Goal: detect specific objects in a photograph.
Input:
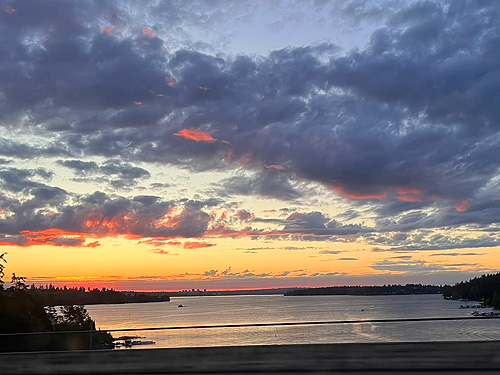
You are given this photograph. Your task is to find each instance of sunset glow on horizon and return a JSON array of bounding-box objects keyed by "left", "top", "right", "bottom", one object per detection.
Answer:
[{"left": 1, "top": 0, "right": 500, "bottom": 291}]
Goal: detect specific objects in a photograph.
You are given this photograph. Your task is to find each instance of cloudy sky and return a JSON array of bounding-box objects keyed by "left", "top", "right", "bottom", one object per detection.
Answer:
[{"left": 1, "top": 0, "right": 500, "bottom": 291}]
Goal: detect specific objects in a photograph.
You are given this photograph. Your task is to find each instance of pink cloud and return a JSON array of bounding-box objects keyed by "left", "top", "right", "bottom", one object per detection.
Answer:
[
  {"left": 397, "top": 187, "right": 421, "bottom": 195},
  {"left": 142, "top": 27, "right": 156, "bottom": 38},
  {"left": 265, "top": 164, "right": 284, "bottom": 170},
  {"left": 456, "top": 200, "right": 470, "bottom": 212},
  {"left": 173, "top": 128, "right": 217, "bottom": 143},
  {"left": 183, "top": 242, "right": 216, "bottom": 249},
  {"left": 397, "top": 195, "right": 423, "bottom": 203},
  {"left": 333, "top": 186, "right": 386, "bottom": 200}
]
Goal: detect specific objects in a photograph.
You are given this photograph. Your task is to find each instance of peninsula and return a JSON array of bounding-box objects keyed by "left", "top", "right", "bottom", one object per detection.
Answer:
[{"left": 27, "top": 285, "right": 170, "bottom": 306}]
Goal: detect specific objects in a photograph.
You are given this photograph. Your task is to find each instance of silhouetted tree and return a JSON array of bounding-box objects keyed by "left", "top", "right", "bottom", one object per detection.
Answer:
[
  {"left": 443, "top": 273, "right": 500, "bottom": 309},
  {"left": 0, "top": 254, "right": 113, "bottom": 351},
  {"left": 0, "top": 252, "right": 6, "bottom": 288},
  {"left": 10, "top": 273, "right": 27, "bottom": 290},
  {"left": 59, "top": 305, "right": 91, "bottom": 328}
]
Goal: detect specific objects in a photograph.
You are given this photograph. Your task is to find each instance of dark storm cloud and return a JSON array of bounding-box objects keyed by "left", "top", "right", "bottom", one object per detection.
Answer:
[{"left": 1, "top": 0, "right": 500, "bottom": 246}]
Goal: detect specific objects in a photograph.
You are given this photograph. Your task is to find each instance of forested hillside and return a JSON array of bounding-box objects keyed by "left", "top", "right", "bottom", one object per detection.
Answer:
[{"left": 443, "top": 273, "right": 500, "bottom": 309}]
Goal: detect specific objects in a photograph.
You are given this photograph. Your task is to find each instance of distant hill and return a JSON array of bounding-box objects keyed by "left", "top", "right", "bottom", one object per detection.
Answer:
[
  {"left": 443, "top": 273, "right": 500, "bottom": 309},
  {"left": 284, "top": 284, "right": 442, "bottom": 296}
]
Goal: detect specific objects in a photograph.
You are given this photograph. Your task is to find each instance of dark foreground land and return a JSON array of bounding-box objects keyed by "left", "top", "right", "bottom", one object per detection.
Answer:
[{"left": 1, "top": 341, "right": 499, "bottom": 374}]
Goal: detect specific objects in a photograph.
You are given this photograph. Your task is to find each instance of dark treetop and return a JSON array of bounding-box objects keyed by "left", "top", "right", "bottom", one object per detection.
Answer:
[{"left": 443, "top": 273, "right": 500, "bottom": 310}]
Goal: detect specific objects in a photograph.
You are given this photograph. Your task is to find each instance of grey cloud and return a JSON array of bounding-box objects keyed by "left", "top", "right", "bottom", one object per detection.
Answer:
[
  {"left": 0, "top": 168, "right": 57, "bottom": 198},
  {"left": 58, "top": 159, "right": 150, "bottom": 190},
  {"left": 58, "top": 160, "right": 99, "bottom": 174},
  {"left": 217, "top": 170, "right": 304, "bottom": 201},
  {"left": 368, "top": 231, "right": 500, "bottom": 252},
  {"left": 283, "top": 211, "right": 369, "bottom": 236},
  {"left": 0, "top": 0, "right": 499, "bottom": 237},
  {"left": 0, "top": 185, "right": 216, "bottom": 245},
  {"left": 372, "top": 259, "right": 448, "bottom": 273},
  {"left": 204, "top": 269, "right": 218, "bottom": 277},
  {"left": 319, "top": 250, "right": 342, "bottom": 254},
  {"left": 428, "top": 252, "right": 480, "bottom": 257}
]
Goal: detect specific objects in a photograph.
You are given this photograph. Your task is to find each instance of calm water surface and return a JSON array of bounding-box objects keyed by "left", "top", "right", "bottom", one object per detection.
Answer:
[{"left": 86, "top": 294, "right": 500, "bottom": 348}]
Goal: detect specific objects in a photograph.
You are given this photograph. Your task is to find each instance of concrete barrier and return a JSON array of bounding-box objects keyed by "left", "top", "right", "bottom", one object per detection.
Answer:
[{"left": 1, "top": 341, "right": 500, "bottom": 374}]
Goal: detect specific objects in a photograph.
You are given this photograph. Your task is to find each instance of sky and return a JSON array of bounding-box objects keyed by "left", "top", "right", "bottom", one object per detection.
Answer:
[{"left": 1, "top": 0, "right": 500, "bottom": 291}]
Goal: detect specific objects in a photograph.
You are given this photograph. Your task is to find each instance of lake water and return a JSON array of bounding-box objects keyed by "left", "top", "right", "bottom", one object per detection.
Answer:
[{"left": 86, "top": 294, "right": 500, "bottom": 348}]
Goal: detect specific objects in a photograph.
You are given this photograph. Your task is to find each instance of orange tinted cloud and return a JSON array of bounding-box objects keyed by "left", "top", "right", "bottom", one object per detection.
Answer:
[
  {"left": 456, "top": 200, "right": 470, "bottom": 212},
  {"left": 165, "top": 76, "right": 176, "bottom": 87},
  {"left": 4, "top": 6, "right": 16, "bottom": 14},
  {"left": 134, "top": 101, "right": 143, "bottom": 105},
  {"left": 173, "top": 128, "right": 217, "bottom": 142},
  {"left": 103, "top": 27, "right": 113, "bottom": 34},
  {"left": 397, "top": 195, "right": 423, "bottom": 203},
  {"left": 265, "top": 164, "right": 284, "bottom": 170},
  {"left": 151, "top": 249, "right": 173, "bottom": 255},
  {"left": 333, "top": 186, "right": 386, "bottom": 200},
  {"left": 11, "top": 229, "right": 100, "bottom": 247},
  {"left": 183, "top": 242, "right": 216, "bottom": 249},
  {"left": 142, "top": 27, "right": 156, "bottom": 38},
  {"left": 397, "top": 187, "right": 421, "bottom": 195}
]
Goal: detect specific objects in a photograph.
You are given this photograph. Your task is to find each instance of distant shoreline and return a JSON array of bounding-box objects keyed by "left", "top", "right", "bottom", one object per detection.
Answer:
[{"left": 284, "top": 284, "right": 443, "bottom": 296}]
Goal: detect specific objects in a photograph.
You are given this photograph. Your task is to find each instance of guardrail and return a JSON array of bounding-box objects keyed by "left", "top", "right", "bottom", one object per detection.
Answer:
[
  {"left": 1, "top": 315, "right": 499, "bottom": 351},
  {"left": 1, "top": 315, "right": 499, "bottom": 336}
]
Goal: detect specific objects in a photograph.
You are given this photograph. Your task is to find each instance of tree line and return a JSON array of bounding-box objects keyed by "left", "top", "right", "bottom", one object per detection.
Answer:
[
  {"left": 28, "top": 284, "right": 170, "bottom": 306},
  {"left": 284, "top": 284, "right": 443, "bottom": 296},
  {"left": 442, "top": 272, "right": 500, "bottom": 309}
]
